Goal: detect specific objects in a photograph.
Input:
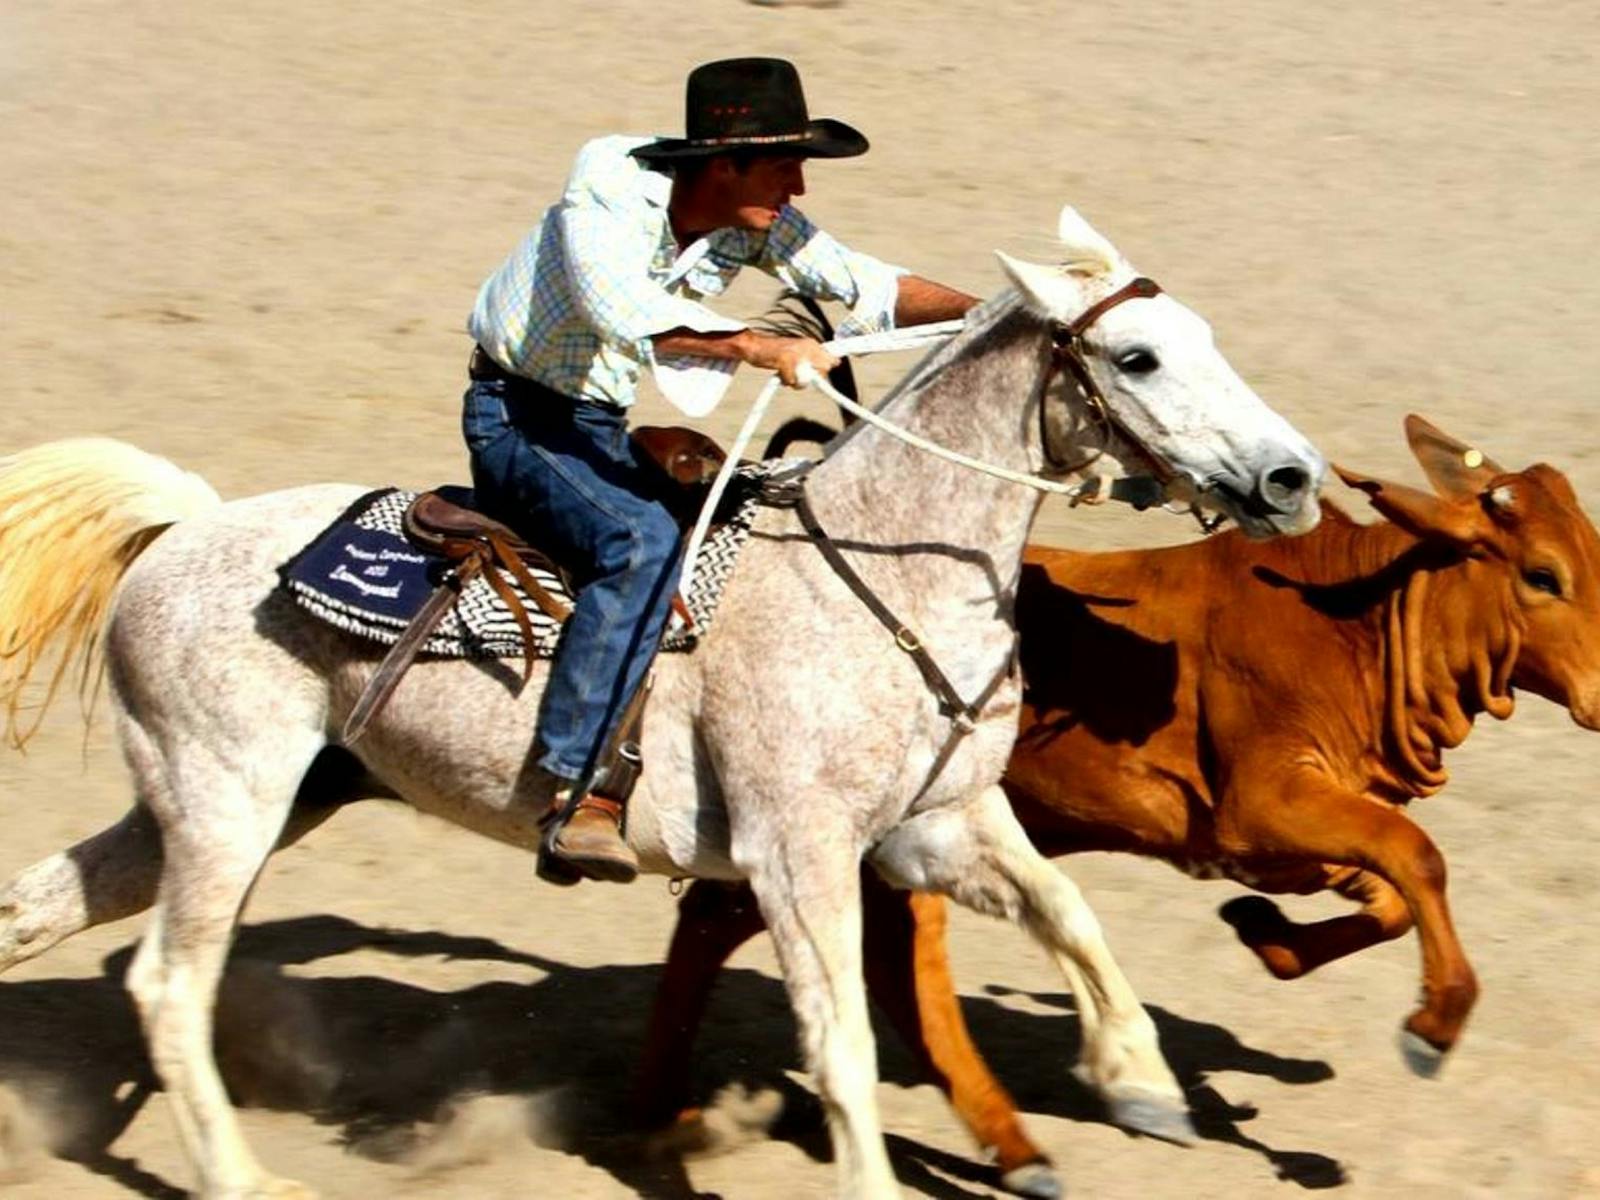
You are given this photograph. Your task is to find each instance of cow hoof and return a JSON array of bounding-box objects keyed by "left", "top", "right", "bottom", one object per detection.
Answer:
[
  {"left": 1398, "top": 1030, "right": 1447, "bottom": 1079},
  {"left": 1218, "top": 895, "right": 1288, "bottom": 939},
  {"left": 999, "top": 1160, "right": 1062, "bottom": 1199},
  {"left": 1106, "top": 1091, "right": 1197, "bottom": 1146}
]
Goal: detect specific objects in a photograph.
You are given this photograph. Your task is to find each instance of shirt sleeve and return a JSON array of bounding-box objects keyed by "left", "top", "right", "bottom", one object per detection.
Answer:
[
  {"left": 754, "top": 207, "right": 908, "bottom": 337},
  {"left": 556, "top": 145, "right": 743, "bottom": 370}
]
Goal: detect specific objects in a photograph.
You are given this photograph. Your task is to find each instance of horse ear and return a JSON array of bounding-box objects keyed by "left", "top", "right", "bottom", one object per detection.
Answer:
[
  {"left": 1334, "top": 464, "right": 1490, "bottom": 548},
  {"left": 995, "top": 250, "right": 1084, "bottom": 318},
  {"left": 1404, "top": 414, "right": 1506, "bottom": 500},
  {"left": 1055, "top": 206, "right": 1121, "bottom": 274}
]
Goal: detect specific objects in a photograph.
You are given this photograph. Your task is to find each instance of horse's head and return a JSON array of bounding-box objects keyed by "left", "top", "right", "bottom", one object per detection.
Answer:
[
  {"left": 997, "top": 206, "right": 1324, "bottom": 538},
  {"left": 1338, "top": 415, "right": 1600, "bottom": 730}
]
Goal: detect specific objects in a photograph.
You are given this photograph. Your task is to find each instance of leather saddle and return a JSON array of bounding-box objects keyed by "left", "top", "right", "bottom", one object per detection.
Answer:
[{"left": 341, "top": 425, "right": 728, "bottom": 746}]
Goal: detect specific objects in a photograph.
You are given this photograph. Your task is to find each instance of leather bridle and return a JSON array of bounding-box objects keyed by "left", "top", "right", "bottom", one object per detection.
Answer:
[
  {"left": 1039, "top": 275, "right": 1162, "bottom": 475},
  {"left": 1040, "top": 275, "right": 1226, "bottom": 533}
]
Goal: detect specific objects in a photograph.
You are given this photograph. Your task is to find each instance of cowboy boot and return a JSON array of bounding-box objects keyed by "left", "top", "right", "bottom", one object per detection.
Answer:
[{"left": 550, "top": 794, "right": 639, "bottom": 883}]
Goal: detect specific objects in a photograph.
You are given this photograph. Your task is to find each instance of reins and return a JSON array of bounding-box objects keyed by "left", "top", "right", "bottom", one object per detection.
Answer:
[{"left": 675, "top": 276, "right": 1197, "bottom": 731}]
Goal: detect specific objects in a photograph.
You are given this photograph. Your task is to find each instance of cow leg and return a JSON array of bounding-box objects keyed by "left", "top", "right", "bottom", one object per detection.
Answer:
[
  {"left": 1220, "top": 866, "right": 1414, "bottom": 980},
  {"left": 1220, "top": 771, "right": 1475, "bottom": 1074},
  {"left": 873, "top": 786, "right": 1193, "bottom": 1145},
  {"left": 631, "top": 881, "right": 767, "bottom": 1128},
  {"left": 860, "top": 875, "right": 1058, "bottom": 1198}
]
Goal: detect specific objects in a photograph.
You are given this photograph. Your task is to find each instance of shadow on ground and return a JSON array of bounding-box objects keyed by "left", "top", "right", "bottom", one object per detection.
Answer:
[{"left": 0, "top": 915, "right": 1344, "bottom": 1198}]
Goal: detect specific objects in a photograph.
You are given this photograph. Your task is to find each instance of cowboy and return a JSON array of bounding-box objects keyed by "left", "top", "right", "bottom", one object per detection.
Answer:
[{"left": 464, "top": 57, "right": 977, "bottom": 884}]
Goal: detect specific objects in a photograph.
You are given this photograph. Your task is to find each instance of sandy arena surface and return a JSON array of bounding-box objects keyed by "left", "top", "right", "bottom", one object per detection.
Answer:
[{"left": 4, "top": 2, "right": 1600, "bottom": 1196}]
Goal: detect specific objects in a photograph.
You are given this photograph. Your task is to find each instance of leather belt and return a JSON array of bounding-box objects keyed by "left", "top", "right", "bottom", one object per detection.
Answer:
[
  {"left": 467, "top": 346, "right": 626, "bottom": 417},
  {"left": 468, "top": 345, "right": 513, "bottom": 383}
]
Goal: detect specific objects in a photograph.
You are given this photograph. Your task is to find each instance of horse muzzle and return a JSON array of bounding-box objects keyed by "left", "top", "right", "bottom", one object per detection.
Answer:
[{"left": 1204, "top": 448, "right": 1326, "bottom": 539}]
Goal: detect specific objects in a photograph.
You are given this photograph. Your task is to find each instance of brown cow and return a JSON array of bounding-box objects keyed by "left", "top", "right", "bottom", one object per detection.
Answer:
[{"left": 635, "top": 415, "right": 1600, "bottom": 1192}]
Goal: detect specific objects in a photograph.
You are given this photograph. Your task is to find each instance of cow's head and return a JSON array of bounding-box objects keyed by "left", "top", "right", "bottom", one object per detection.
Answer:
[{"left": 1336, "top": 415, "right": 1600, "bottom": 730}]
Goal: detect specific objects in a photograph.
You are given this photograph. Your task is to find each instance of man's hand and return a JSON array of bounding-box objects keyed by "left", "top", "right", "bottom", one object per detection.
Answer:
[
  {"left": 652, "top": 328, "right": 839, "bottom": 390},
  {"left": 747, "top": 335, "right": 840, "bottom": 389}
]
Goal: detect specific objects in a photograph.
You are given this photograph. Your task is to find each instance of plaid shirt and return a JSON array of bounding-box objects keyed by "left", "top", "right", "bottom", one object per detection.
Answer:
[{"left": 468, "top": 135, "right": 906, "bottom": 414}]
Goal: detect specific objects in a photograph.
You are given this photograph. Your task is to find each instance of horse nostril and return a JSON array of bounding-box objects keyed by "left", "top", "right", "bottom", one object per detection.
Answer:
[{"left": 1264, "top": 465, "right": 1310, "bottom": 498}]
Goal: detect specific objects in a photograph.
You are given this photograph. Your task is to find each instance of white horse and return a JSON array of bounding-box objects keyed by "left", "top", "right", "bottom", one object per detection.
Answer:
[{"left": 0, "top": 207, "right": 1323, "bottom": 1199}]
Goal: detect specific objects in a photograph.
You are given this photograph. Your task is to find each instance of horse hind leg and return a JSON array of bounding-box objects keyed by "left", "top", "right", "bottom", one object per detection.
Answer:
[
  {"left": 123, "top": 722, "right": 326, "bottom": 1200},
  {"left": 871, "top": 785, "right": 1195, "bottom": 1147},
  {"left": 0, "top": 747, "right": 373, "bottom": 977},
  {"left": 0, "top": 807, "right": 163, "bottom": 973}
]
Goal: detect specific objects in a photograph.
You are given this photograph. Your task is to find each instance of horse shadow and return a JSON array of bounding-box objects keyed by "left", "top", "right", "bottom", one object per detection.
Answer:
[
  {"left": 970, "top": 983, "right": 1346, "bottom": 1189},
  {"left": 0, "top": 915, "right": 1343, "bottom": 1198}
]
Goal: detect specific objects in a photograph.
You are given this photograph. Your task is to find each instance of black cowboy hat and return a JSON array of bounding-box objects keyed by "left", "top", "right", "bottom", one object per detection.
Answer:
[{"left": 630, "top": 57, "right": 868, "bottom": 162}]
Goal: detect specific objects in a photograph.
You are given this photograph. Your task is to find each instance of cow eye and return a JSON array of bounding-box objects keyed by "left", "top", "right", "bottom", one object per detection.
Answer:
[
  {"left": 1523, "top": 566, "right": 1562, "bottom": 596},
  {"left": 1114, "top": 348, "right": 1160, "bottom": 375}
]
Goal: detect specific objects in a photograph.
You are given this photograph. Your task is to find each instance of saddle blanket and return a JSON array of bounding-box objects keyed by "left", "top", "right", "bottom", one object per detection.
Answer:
[{"left": 278, "top": 465, "right": 794, "bottom": 660}]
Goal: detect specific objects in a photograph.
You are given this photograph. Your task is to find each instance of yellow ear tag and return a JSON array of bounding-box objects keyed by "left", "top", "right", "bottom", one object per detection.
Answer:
[{"left": 1462, "top": 448, "right": 1484, "bottom": 469}]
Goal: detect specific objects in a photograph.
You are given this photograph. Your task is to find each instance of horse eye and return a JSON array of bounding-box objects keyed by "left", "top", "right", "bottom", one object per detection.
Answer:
[
  {"left": 1114, "top": 348, "right": 1161, "bottom": 375},
  {"left": 1523, "top": 566, "right": 1562, "bottom": 597}
]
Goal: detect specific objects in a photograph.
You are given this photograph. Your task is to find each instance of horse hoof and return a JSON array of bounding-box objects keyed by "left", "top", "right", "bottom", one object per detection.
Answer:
[
  {"left": 1000, "top": 1160, "right": 1063, "bottom": 1199},
  {"left": 1106, "top": 1091, "right": 1198, "bottom": 1146},
  {"left": 1398, "top": 1029, "right": 1447, "bottom": 1079}
]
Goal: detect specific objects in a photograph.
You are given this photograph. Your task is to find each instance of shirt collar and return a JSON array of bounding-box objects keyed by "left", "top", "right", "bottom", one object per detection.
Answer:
[{"left": 632, "top": 143, "right": 673, "bottom": 210}]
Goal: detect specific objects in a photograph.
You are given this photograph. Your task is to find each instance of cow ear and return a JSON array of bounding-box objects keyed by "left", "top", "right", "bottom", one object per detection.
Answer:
[
  {"left": 1334, "top": 464, "right": 1490, "bottom": 548},
  {"left": 1404, "top": 414, "right": 1506, "bottom": 500}
]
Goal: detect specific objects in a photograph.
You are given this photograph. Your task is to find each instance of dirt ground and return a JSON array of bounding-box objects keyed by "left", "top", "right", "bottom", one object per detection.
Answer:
[{"left": 4, "top": 2, "right": 1600, "bottom": 1196}]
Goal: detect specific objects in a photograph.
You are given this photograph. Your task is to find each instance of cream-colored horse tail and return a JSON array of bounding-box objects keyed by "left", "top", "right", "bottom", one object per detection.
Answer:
[{"left": 0, "top": 438, "right": 221, "bottom": 748}]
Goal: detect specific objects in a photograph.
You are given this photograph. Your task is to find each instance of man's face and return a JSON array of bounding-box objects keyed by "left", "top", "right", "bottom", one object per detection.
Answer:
[{"left": 717, "top": 155, "right": 807, "bottom": 231}]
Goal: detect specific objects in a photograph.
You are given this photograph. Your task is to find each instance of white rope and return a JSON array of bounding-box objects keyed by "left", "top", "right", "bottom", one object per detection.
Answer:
[
  {"left": 675, "top": 374, "right": 784, "bottom": 610},
  {"left": 674, "top": 320, "right": 1115, "bottom": 615},
  {"left": 820, "top": 320, "right": 967, "bottom": 358},
  {"left": 802, "top": 367, "right": 1094, "bottom": 498}
]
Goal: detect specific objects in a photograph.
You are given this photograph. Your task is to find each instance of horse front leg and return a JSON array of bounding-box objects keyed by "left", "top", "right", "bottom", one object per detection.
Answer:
[
  {"left": 637, "top": 873, "right": 1057, "bottom": 1197},
  {"left": 737, "top": 817, "right": 900, "bottom": 1200},
  {"left": 872, "top": 785, "right": 1194, "bottom": 1146}
]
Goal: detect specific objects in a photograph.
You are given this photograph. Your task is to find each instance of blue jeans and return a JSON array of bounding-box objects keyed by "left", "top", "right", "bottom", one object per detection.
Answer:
[{"left": 462, "top": 374, "right": 682, "bottom": 781}]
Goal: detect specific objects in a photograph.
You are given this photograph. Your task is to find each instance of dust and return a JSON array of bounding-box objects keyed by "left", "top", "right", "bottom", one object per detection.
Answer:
[
  {"left": 401, "top": 1091, "right": 570, "bottom": 1174},
  {"left": 374, "top": 1082, "right": 784, "bottom": 1180},
  {"left": 642, "top": 1083, "right": 786, "bottom": 1161},
  {"left": 0, "top": 1083, "right": 50, "bottom": 1183}
]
